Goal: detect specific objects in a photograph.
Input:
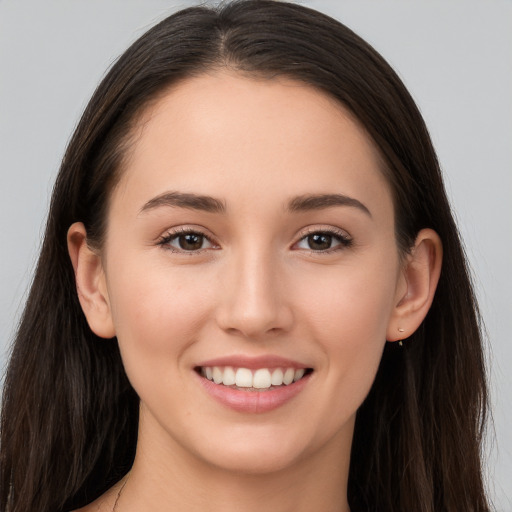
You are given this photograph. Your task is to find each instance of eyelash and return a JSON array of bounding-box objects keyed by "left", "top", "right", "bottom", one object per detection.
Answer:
[
  {"left": 292, "top": 227, "right": 353, "bottom": 253},
  {"left": 157, "top": 226, "right": 353, "bottom": 254},
  {"left": 157, "top": 227, "right": 218, "bottom": 253}
]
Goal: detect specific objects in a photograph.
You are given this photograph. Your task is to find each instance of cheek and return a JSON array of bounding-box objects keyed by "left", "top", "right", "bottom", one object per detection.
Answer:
[
  {"left": 296, "top": 256, "right": 397, "bottom": 341},
  {"left": 105, "top": 259, "right": 213, "bottom": 386},
  {"left": 293, "top": 258, "right": 398, "bottom": 409}
]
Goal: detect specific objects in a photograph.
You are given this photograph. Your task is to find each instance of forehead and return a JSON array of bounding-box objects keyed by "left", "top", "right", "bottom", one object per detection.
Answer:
[{"left": 113, "top": 71, "right": 392, "bottom": 217}]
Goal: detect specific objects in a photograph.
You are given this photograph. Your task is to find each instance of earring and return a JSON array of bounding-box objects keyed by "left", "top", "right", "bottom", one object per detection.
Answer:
[{"left": 398, "top": 327, "right": 405, "bottom": 347}]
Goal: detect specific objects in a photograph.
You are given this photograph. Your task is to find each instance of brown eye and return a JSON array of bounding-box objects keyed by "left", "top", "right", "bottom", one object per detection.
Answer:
[
  {"left": 295, "top": 230, "right": 352, "bottom": 252},
  {"left": 307, "top": 233, "right": 333, "bottom": 250},
  {"left": 178, "top": 233, "right": 204, "bottom": 250},
  {"left": 161, "top": 231, "right": 214, "bottom": 252}
]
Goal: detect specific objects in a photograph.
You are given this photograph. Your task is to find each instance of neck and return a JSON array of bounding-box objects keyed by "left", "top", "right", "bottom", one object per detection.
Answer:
[{"left": 116, "top": 412, "right": 353, "bottom": 512}]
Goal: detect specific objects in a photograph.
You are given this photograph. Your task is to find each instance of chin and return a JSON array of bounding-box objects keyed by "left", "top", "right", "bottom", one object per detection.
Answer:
[
  {"left": 200, "top": 442, "right": 306, "bottom": 476},
  {"left": 183, "top": 421, "right": 338, "bottom": 477},
  {"left": 160, "top": 419, "right": 295, "bottom": 474}
]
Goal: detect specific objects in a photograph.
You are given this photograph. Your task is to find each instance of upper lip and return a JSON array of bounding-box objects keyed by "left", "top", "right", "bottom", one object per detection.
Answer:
[{"left": 195, "top": 355, "right": 311, "bottom": 370}]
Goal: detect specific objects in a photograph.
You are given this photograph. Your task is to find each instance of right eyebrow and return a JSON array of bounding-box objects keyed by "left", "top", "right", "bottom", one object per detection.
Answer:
[{"left": 139, "top": 191, "right": 226, "bottom": 215}]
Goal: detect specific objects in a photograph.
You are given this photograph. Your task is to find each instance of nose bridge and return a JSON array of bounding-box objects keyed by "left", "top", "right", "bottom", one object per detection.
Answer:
[{"left": 216, "top": 242, "right": 292, "bottom": 337}]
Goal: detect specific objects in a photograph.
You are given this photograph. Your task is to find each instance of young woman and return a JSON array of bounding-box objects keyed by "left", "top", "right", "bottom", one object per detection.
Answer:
[{"left": 0, "top": 1, "right": 490, "bottom": 511}]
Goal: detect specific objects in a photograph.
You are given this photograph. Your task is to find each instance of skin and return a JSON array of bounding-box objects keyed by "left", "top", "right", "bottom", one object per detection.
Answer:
[{"left": 69, "top": 72, "right": 442, "bottom": 512}]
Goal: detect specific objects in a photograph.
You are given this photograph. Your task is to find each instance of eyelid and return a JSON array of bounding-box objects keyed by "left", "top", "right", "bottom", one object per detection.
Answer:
[
  {"left": 291, "top": 225, "right": 353, "bottom": 252},
  {"left": 157, "top": 225, "right": 220, "bottom": 252},
  {"left": 294, "top": 225, "right": 352, "bottom": 241}
]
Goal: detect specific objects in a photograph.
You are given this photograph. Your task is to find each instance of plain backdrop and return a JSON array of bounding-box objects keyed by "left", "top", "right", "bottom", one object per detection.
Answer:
[{"left": 0, "top": 0, "right": 511, "bottom": 509}]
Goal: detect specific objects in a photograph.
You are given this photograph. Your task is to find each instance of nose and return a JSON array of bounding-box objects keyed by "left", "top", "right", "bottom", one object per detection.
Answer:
[{"left": 215, "top": 250, "right": 293, "bottom": 339}]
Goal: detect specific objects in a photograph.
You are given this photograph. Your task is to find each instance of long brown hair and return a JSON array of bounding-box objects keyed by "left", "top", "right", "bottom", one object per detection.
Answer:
[{"left": 0, "top": 2, "right": 490, "bottom": 511}]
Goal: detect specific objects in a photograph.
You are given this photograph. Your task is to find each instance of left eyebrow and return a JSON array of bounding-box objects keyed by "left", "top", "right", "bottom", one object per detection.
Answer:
[
  {"left": 139, "top": 191, "right": 226, "bottom": 214},
  {"left": 287, "top": 193, "right": 372, "bottom": 217}
]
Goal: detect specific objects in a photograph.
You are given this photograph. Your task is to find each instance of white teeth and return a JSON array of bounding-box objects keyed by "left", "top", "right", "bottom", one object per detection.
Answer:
[
  {"left": 201, "top": 365, "right": 308, "bottom": 389},
  {"left": 212, "top": 366, "right": 223, "bottom": 384},
  {"left": 222, "top": 366, "right": 236, "bottom": 386},
  {"left": 235, "top": 368, "right": 253, "bottom": 388},
  {"left": 271, "top": 368, "right": 284, "bottom": 386},
  {"left": 283, "top": 368, "right": 295, "bottom": 385},
  {"left": 253, "top": 369, "right": 272, "bottom": 389},
  {"left": 293, "top": 368, "right": 305, "bottom": 382}
]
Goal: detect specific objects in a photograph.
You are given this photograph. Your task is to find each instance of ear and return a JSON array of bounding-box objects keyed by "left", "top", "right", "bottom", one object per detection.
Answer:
[
  {"left": 386, "top": 228, "right": 443, "bottom": 342},
  {"left": 67, "top": 222, "right": 116, "bottom": 338}
]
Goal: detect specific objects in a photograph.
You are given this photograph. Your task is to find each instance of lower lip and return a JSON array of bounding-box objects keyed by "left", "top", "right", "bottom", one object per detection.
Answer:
[{"left": 196, "top": 372, "right": 311, "bottom": 414}]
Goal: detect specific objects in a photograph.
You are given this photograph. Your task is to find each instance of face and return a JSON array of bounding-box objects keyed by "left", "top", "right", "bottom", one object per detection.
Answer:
[{"left": 99, "top": 72, "right": 405, "bottom": 474}]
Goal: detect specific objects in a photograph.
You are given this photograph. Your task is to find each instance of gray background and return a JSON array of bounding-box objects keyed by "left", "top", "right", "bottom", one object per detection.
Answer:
[{"left": 0, "top": 0, "right": 510, "bottom": 509}]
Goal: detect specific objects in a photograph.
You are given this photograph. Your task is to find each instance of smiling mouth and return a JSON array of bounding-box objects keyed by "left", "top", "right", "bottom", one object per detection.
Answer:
[{"left": 195, "top": 366, "right": 313, "bottom": 391}]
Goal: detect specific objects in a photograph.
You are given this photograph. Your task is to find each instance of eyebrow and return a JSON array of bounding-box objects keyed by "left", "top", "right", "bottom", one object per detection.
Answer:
[
  {"left": 287, "top": 193, "right": 371, "bottom": 217},
  {"left": 139, "top": 191, "right": 370, "bottom": 217},
  {"left": 139, "top": 191, "right": 226, "bottom": 214}
]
